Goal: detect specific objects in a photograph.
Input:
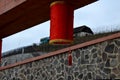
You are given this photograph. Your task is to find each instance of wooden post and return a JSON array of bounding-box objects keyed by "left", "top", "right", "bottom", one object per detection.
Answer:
[{"left": 0, "top": 39, "right": 2, "bottom": 62}]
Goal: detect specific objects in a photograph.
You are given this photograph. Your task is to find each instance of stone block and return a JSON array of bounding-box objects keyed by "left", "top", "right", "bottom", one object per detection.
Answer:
[
  {"left": 103, "top": 68, "right": 111, "bottom": 74},
  {"left": 110, "top": 59, "right": 117, "bottom": 67},
  {"left": 102, "top": 52, "right": 107, "bottom": 61},
  {"left": 105, "top": 44, "right": 115, "bottom": 53},
  {"left": 105, "top": 59, "right": 110, "bottom": 67}
]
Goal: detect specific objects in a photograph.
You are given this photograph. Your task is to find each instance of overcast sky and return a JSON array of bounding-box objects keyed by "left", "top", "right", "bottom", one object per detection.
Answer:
[{"left": 2, "top": 0, "right": 120, "bottom": 52}]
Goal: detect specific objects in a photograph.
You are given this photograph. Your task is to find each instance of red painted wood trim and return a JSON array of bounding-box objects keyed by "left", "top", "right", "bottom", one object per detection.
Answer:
[{"left": 0, "top": 32, "right": 120, "bottom": 71}]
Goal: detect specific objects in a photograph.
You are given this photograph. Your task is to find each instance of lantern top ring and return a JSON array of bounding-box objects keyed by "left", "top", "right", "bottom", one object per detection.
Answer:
[{"left": 50, "top": 1, "right": 65, "bottom": 7}]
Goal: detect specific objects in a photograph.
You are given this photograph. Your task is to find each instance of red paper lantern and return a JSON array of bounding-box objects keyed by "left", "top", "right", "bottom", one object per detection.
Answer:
[{"left": 49, "top": 1, "right": 74, "bottom": 44}]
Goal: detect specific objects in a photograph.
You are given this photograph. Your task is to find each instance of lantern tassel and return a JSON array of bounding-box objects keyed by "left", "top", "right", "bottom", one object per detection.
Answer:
[{"left": 68, "top": 51, "right": 72, "bottom": 66}]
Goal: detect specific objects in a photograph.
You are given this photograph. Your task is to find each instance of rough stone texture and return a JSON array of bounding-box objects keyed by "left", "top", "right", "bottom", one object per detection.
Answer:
[
  {"left": 0, "top": 38, "right": 120, "bottom": 80},
  {"left": 1, "top": 52, "right": 46, "bottom": 66}
]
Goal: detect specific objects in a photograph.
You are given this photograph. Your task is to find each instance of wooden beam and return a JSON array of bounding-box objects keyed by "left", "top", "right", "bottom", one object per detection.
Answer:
[{"left": 0, "top": 0, "right": 97, "bottom": 38}]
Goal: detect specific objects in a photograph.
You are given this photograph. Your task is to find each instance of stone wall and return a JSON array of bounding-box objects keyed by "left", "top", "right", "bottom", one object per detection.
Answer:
[
  {"left": 0, "top": 38, "right": 120, "bottom": 80},
  {"left": 1, "top": 52, "right": 46, "bottom": 66}
]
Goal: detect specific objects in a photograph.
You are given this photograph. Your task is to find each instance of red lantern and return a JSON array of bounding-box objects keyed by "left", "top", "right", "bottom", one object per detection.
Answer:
[{"left": 49, "top": 1, "right": 74, "bottom": 44}]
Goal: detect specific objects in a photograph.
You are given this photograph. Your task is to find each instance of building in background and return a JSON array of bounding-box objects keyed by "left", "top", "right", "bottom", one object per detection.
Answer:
[
  {"left": 74, "top": 25, "right": 94, "bottom": 37},
  {"left": 40, "top": 37, "right": 50, "bottom": 44}
]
